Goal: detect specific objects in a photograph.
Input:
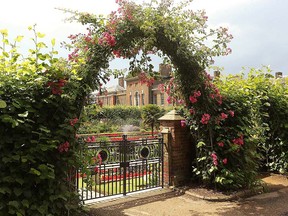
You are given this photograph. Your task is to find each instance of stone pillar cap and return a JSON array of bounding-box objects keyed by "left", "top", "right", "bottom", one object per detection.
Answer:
[{"left": 158, "top": 109, "right": 185, "bottom": 121}]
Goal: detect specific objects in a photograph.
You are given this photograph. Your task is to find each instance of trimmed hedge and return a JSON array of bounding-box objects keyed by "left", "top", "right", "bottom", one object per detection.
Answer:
[{"left": 83, "top": 105, "right": 142, "bottom": 120}]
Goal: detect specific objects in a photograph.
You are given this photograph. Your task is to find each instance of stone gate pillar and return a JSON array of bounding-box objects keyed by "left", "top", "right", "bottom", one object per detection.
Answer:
[{"left": 159, "top": 110, "right": 192, "bottom": 187}]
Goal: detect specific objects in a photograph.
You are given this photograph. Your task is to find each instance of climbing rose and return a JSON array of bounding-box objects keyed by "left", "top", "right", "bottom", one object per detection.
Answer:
[
  {"left": 193, "top": 90, "right": 201, "bottom": 97},
  {"left": 113, "top": 50, "right": 121, "bottom": 58},
  {"left": 180, "top": 120, "right": 186, "bottom": 127},
  {"left": 189, "top": 90, "right": 201, "bottom": 103},
  {"left": 233, "top": 135, "right": 244, "bottom": 146},
  {"left": 58, "top": 141, "right": 70, "bottom": 153},
  {"left": 211, "top": 153, "right": 218, "bottom": 166},
  {"left": 51, "top": 87, "right": 62, "bottom": 95},
  {"left": 167, "top": 96, "right": 172, "bottom": 104},
  {"left": 217, "top": 142, "right": 224, "bottom": 147},
  {"left": 228, "top": 110, "right": 235, "bottom": 117},
  {"left": 70, "top": 117, "right": 78, "bottom": 126},
  {"left": 178, "top": 99, "right": 185, "bottom": 104},
  {"left": 139, "top": 72, "right": 155, "bottom": 86},
  {"left": 98, "top": 32, "right": 116, "bottom": 47},
  {"left": 220, "top": 113, "right": 228, "bottom": 120},
  {"left": 201, "top": 113, "right": 211, "bottom": 124},
  {"left": 189, "top": 95, "right": 197, "bottom": 103},
  {"left": 158, "top": 83, "right": 165, "bottom": 92},
  {"left": 223, "top": 158, "right": 228, "bottom": 165},
  {"left": 216, "top": 95, "right": 223, "bottom": 105},
  {"left": 47, "top": 79, "right": 66, "bottom": 95}
]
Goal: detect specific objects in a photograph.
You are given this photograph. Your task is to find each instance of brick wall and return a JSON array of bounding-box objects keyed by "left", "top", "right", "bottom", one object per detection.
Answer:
[
  {"left": 159, "top": 111, "right": 193, "bottom": 187},
  {"left": 126, "top": 77, "right": 150, "bottom": 107}
]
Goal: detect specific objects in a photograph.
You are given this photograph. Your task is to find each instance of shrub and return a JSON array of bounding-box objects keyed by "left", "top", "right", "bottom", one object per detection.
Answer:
[
  {"left": 205, "top": 67, "right": 288, "bottom": 189},
  {"left": 79, "top": 105, "right": 143, "bottom": 133},
  {"left": 84, "top": 105, "right": 142, "bottom": 120},
  {"left": 141, "top": 104, "right": 165, "bottom": 136},
  {"left": 0, "top": 26, "right": 108, "bottom": 215},
  {"left": 183, "top": 85, "right": 261, "bottom": 190}
]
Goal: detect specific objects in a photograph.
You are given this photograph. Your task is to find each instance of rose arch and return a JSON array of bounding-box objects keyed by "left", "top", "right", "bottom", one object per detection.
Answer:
[
  {"left": 68, "top": 0, "right": 257, "bottom": 191},
  {"left": 0, "top": 1, "right": 278, "bottom": 215}
]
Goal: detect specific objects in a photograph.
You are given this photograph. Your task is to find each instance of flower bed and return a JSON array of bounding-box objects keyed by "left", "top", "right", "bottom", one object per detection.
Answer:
[
  {"left": 78, "top": 132, "right": 159, "bottom": 143},
  {"left": 77, "top": 170, "right": 151, "bottom": 182}
]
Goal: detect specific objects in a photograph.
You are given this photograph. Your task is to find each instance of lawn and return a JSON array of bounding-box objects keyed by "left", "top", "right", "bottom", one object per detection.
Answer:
[{"left": 77, "top": 174, "right": 160, "bottom": 197}]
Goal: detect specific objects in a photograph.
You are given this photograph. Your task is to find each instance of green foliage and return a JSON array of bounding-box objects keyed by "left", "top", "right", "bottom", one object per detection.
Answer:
[
  {"left": 78, "top": 105, "right": 168, "bottom": 134},
  {"left": 86, "top": 105, "right": 142, "bottom": 120},
  {"left": 0, "top": 27, "right": 102, "bottom": 215},
  {"left": 78, "top": 105, "right": 142, "bottom": 133},
  {"left": 141, "top": 104, "right": 165, "bottom": 136},
  {"left": 217, "top": 68, "right": 288, "bottom": 174},
  {"left": 62, "top": 0, "right": 286, "bottom": 192},
  {"left": 188, "top": 67, "right": 287, "bottom": 190}
]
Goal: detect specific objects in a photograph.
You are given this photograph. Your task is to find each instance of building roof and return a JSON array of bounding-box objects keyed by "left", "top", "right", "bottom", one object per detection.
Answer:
[
  {"left": 90, "top": 85, "right": 126, "bottom": 97},
  {"left": 106, "top": 85, "right": 126, "bottom": 92}
]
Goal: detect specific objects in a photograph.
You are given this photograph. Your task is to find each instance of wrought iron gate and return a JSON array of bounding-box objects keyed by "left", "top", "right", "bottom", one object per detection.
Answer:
[{"left": 77, "top": 135, "right": 163, "bottom": 201}]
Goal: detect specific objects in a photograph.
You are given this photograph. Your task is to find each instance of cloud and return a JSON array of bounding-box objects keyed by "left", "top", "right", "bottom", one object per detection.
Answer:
[
  {"left": 191, "top": 0, "right": 262, "bottom": 15},
  {"left": 0, "top": 0, "right": 118, "bottom": 37},
  {"left": 1, "top": 0, "right": 287, "bottom": 77}
]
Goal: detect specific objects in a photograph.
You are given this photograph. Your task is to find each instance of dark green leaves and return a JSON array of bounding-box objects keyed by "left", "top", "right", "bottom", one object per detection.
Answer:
[{"left": 0, "top": 26, "right": 83, "bottom": 215}]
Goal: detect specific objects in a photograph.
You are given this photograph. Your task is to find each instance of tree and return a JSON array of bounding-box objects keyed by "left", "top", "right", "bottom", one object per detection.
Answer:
[{"left": 141, "top": 104, "right": 165, "bottom": 136}]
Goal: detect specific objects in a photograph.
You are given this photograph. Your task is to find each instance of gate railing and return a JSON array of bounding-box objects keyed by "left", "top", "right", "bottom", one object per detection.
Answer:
[{"left": 76, "top": 135, "right": 163, "bottom": 201}]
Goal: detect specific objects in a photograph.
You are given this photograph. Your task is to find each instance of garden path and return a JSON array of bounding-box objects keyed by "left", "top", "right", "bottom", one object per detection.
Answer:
[{"left": 88, "top": 174, "right": 288, "bottom": 216}]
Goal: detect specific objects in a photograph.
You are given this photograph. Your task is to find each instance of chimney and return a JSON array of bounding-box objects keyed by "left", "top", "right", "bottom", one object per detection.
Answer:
[
  {"left": 159, "top": 63, "right": 172, "bottom": 77},
  {"left": 275, "top": 72, "right": 283, "bottom": 79}
]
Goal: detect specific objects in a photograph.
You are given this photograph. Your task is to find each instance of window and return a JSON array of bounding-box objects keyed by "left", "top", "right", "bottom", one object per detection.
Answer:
[
  {"left": 160, "top": 93, "right": 164, "bottom": 105},
  {"left": 135, "top": 92, "right": 140, "bottom": 106},
  {"left": 129, "top": 94, "right": 132, "bottom": 106},
  {"left": 153, "top": 94, "right": 157, "bottom": 105},
  {"left": 115, "top": 96, "right": 120, "bottom": 105},
  {"left": 142, "top": 93, "right": 145, "bottom": 105}
]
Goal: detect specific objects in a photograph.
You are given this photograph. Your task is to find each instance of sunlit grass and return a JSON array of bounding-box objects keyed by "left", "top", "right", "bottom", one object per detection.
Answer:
[{"left": 77, "top": 174, "right": 160, "bottom": 196}]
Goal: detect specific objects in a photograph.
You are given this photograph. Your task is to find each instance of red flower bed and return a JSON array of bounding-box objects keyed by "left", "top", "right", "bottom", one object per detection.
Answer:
[
  {"left": 101, "top": 170, "right": 151, "bottom": 182},
  {"left": 76, "top": 171, "right": 152, "bottom": 182},
  {"left": 110, "top": 136, "right": 155, "bottom": 141}
]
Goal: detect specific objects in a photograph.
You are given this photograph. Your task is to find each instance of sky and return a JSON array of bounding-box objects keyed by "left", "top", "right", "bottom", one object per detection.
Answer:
[{"left": 1, "top": 0, "right": 287, "bottom": 86}]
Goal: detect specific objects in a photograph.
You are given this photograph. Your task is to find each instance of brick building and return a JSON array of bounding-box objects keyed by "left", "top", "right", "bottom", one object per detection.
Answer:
[
  {"left": 92, "top": 64, "right": 173, "bottom": 107},
  {"left": 90, "top": 78, "right": 126, "bottom": 106}
]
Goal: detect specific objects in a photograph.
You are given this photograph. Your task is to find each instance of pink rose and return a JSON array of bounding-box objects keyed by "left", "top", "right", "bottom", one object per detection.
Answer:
[
  {"left": 180, "top": 120, "right": 186, "bottom": 127},
  {"left": 228, "top": 110, "right": 235, "bottom": 117},
  {"left": 189, "top": 95, "right": 197, "bottom": 103},
  {"left": 217, "top": 142, "right": 224, "bottom": 147},
  {"left": 220, "top": 113, "right": 228, "bottom": 120},
  {"left": 201, "top": 113, "right": 211, "bottom": 125}
]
